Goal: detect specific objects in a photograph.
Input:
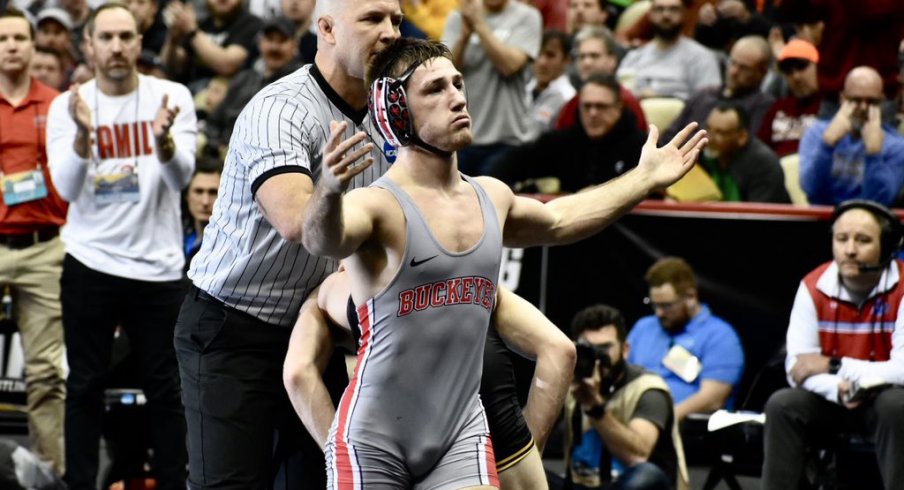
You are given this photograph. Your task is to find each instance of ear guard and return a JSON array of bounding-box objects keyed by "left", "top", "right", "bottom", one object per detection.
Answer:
[{"left": 369, "top": 75, "right": 414, "bottom": 148}]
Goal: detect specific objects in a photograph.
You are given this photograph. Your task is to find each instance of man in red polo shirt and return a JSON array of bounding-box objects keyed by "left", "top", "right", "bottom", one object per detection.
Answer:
[{"left": 0, "top": 7, "right": 67, "bottom": 475}]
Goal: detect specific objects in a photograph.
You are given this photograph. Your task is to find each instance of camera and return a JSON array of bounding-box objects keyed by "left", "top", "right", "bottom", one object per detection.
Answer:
[{"left": 574, "top": 341, "right": 611, "bottom": 378}]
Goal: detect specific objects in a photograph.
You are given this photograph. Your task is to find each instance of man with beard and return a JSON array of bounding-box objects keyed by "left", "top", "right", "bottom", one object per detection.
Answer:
[
  {"left": 799, "top": 66, "right": 904, "bottom": 207},
  {"left": 161, "top": 0, "right": 263, "bottom": 88},
  {"left": 626, "top": 257, "right": 744, "bottom": 422},
  {"left": 46, "top": 3, "right": 196, "bottom": 488},
  {"left": 616, "top": 0, "right": 720, "bottom": 100},
  {"left": 559, "top": 304, "right": 689, "bottom": 490}
]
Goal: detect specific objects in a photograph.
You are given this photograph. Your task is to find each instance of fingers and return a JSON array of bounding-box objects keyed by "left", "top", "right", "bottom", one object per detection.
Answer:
[
  {"left": 868, "top": 104, "right": 880, "bottom": 121},
  {"left": 160, "top": 94, "right": 179, "bottom": 118},
  {"left": 324, "top": 120, "right": 347, "bottom": 153},
  {"left": 327, "top": 131, "right": 369, "bottom": 167},
  {"left": 667, "top": 122, "right": 699, "bottom": 150},
  {"left": 644, "top": 124, "right": 660, "bottom": 148},
  {"left": 682, "top": 149, "right": 701, "bottom": 169},
  {"left": 680, "top": 130, "right": 708, "bottom": 158},
  {"left": 331, "top": 156, "right": 374, "bottom": 185},
  {"left": 840, "top": 99, "right": 855, "bottom": 116},
  {"left": 330, "top": 142, "right": 374, "bottom": 175},
  {"left": 68, "top": 83, "right": 82, "bottom": 108}
]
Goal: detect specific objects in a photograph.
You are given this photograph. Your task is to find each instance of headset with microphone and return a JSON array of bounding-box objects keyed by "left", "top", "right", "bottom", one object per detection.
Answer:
[
  {"left": 368, "top": 60, "right": 453, "bottom": 158},
  {"left": 831, "top": 199, "right": 904, "bottom": 272}
]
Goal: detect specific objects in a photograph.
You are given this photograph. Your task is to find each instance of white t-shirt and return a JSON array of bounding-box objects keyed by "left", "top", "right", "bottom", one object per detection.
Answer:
[
  {"left": 617, "top": 37, "right": 721, "bottom": 101},
  {"left": 46, "top": 74, "right": 197, "bottom": 282}
]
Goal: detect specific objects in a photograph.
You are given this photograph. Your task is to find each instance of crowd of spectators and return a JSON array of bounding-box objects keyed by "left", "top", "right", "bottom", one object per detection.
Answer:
[
  {"left": 11, "top": 0, "right": 904, "bottom": 205},
  {"left": 2, "top": 0, "right": 904, "bottom": 487}
]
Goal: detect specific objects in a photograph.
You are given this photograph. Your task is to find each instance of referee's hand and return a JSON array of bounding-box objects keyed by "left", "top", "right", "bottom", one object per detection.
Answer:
[{"left": 321, "top": 120, "right": 374, "bottom": 193}]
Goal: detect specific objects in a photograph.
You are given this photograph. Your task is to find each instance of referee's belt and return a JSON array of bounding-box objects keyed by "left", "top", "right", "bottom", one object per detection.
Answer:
[
  {"left": 192, "top": 285, "right": 224, "bottom": 306},
  {"left": 0, "top": 227, "right": 59, "bottom": 250}
]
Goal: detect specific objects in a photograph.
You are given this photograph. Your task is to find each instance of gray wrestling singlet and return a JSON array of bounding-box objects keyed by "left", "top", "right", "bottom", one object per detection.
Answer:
[{"left": 326, "top": 174, "right": 503, "bottom": 489}]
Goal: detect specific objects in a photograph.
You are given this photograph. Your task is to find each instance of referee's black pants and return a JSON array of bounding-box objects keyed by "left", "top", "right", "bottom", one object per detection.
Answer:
[
  {"left": 175, "top": 285, "right": 348, "bottom": 489},
  {"left": 61, "top": 254, "right": 187, "bottom": 490}
]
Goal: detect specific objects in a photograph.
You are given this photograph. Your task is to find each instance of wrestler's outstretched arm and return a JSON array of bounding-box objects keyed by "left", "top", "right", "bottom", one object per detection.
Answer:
[
  {"left": 493, "top": 287, "right": 575, "bottom": 452},
  {"left": 283, "top": 272, "right": 354, "bottom": 450}
]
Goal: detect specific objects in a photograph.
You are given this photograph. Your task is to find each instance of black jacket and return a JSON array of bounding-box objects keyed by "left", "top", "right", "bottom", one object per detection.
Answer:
[{"left": 493, "top": 109, "right": 646, "bottom": 193}]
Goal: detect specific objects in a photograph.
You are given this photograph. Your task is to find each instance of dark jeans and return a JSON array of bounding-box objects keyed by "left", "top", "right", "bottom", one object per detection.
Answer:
[
  {"left": 763, "top": 387, "right": 904, "bottom": 490},
  {"left": 175, "top": 285, "right": 348, "bottom": 489},
  {"left": 547, "top": 462, "right": 672, "bottom": 490},
  {"left": 61, "top": 254, "right": 187, "bottom": 490}
]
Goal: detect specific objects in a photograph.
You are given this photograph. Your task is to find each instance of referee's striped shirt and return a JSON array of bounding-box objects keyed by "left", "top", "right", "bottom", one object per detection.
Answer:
[{"left": 188, "top": 64, "right": 394, "bottom": 327}]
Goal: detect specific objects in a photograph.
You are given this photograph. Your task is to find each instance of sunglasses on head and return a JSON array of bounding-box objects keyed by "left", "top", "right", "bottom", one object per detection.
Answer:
[{"left": 778, "top": 58, "right": 811, "bottom": 74}]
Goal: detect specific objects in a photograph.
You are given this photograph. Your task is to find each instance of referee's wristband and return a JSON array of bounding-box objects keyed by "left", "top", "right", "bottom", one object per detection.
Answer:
[{"left": 584, "top": 403, "right": 607, "bottom": 420}]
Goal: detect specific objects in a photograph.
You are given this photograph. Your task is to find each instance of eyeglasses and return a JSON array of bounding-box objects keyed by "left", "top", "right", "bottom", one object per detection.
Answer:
[
  {"left": 778, "top": 58, "right": 811, "bottom": 75},
  {"left": 643, "top": 296, "right": 683, "bottom": 312}
]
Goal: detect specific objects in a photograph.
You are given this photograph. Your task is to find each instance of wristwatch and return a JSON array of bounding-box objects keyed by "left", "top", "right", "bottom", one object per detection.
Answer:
[
  {"left": 828, "top": 357, "right": 842, "bottom": 375},
  {"left": 584, "top": 403, "right": 607, "bottom": 420}
]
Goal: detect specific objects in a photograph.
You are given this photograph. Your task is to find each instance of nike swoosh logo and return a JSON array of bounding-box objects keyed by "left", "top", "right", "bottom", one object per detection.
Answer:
[{"left": 409, "top": 255, "right": 439, "bottom": 267}]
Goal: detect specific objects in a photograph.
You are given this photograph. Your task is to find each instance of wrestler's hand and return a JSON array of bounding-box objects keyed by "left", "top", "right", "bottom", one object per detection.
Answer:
[
  {"left": 320, "top": 121, "right": 374, "bottom": 194},
  {"left": 636, "top": 122, "right": 707, "bottom": 190}
]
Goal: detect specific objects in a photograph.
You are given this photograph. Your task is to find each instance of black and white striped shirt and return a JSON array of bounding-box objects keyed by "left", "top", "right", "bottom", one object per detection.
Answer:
[{"left": 188, "top": 64, "right": 394, "bottom": 327}]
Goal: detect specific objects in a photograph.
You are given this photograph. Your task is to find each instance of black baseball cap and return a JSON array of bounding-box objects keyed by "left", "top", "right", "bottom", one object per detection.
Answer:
[{"left": 261, "top": 17, "right": 296, "bottom": 38}]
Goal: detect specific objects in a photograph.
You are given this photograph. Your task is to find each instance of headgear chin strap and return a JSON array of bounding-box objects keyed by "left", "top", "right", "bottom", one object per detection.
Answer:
[{"left": 368, "top": 61, "right": 453, "bottom": 158}]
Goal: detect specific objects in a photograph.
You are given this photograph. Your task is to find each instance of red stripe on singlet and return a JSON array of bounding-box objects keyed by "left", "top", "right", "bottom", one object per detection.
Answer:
[
  {"left": 334, "top": 300, "right": 374, "bottom": 489},
  {"left": 485, "top": 436, "right": 499, "bottom": 487}
]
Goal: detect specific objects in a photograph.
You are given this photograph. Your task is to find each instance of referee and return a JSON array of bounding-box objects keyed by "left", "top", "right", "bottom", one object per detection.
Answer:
[{"left": 174, "top": 0, "right": 401, "bottom": 488}]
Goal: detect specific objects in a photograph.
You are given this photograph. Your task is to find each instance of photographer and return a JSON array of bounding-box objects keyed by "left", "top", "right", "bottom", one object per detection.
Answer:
[{"left": 553, "top": 305, "right": 689, "bottom": 490}]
